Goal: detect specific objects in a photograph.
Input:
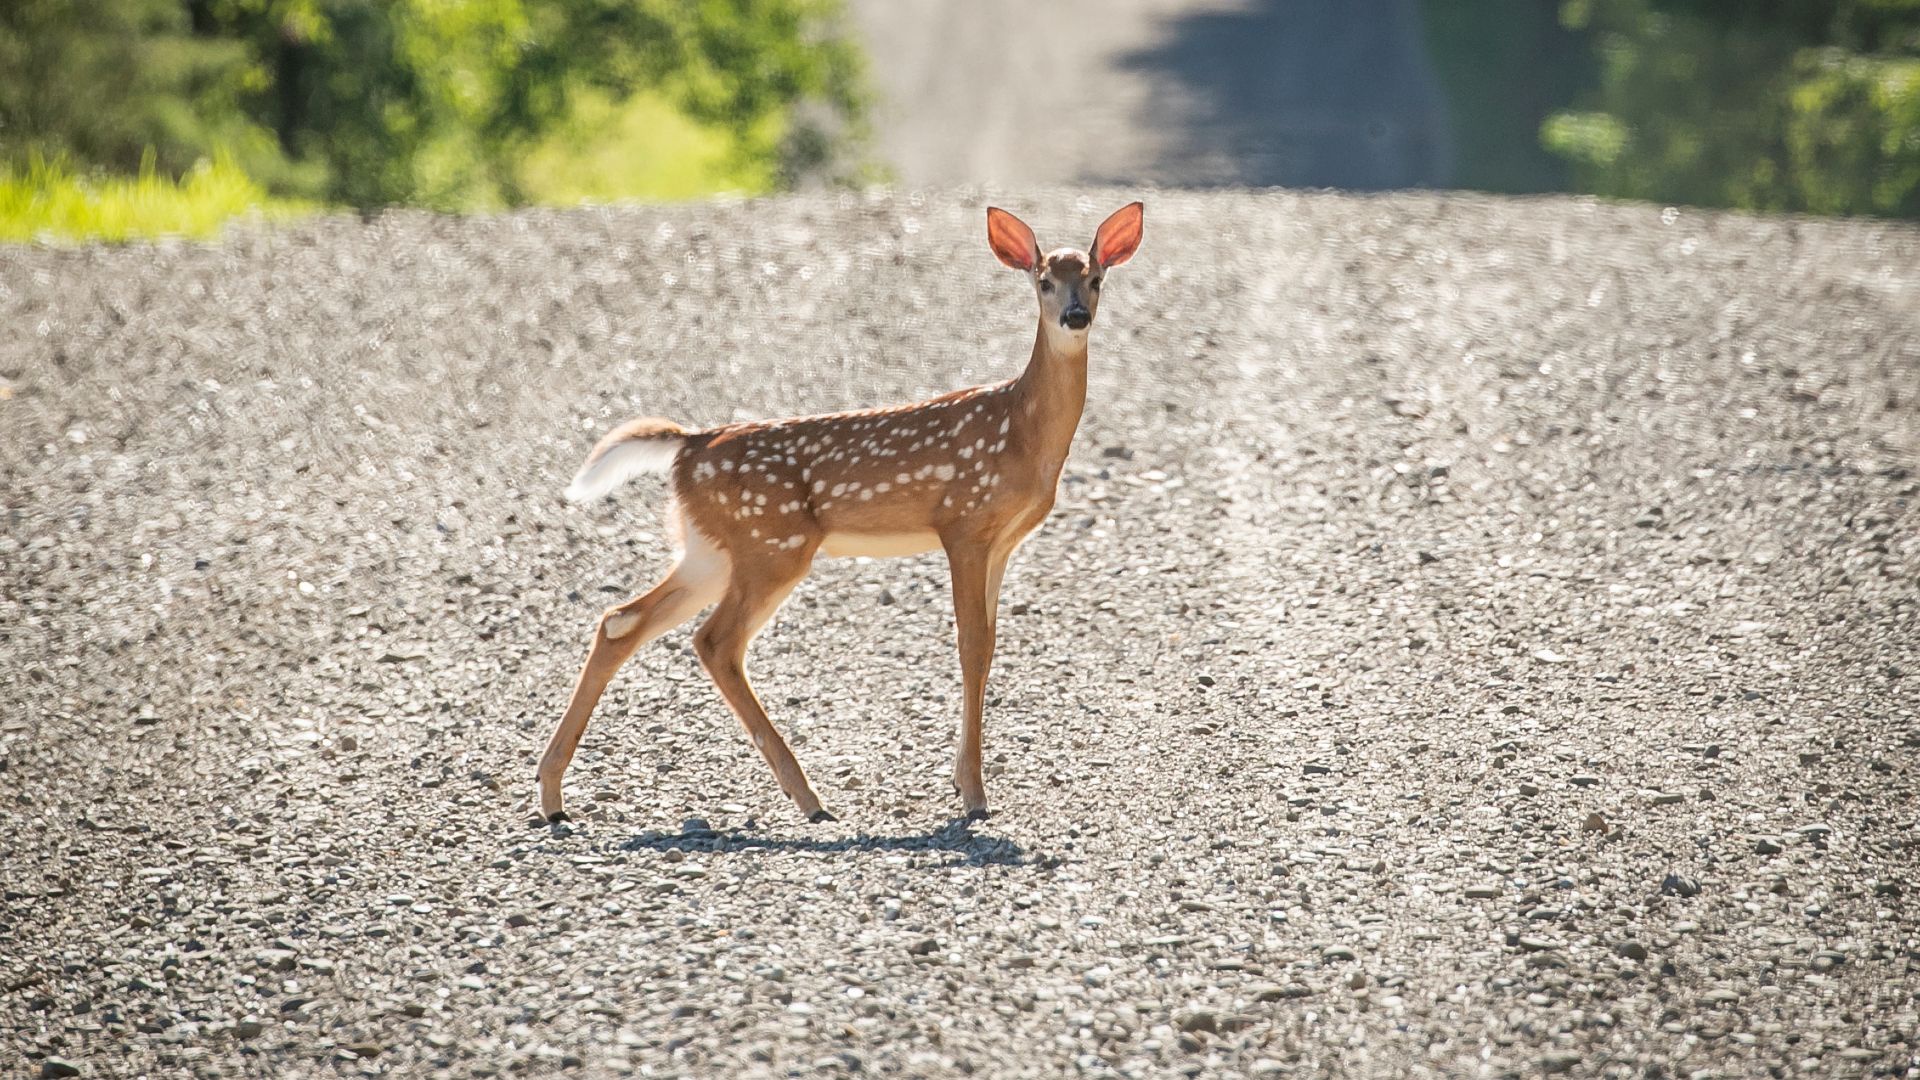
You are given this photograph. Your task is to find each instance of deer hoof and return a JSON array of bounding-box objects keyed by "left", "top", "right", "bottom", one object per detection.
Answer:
[
  {"left": 807, "top": 809, "right": 838, "bottom": 824},
  {"left": 964, "top": 807, "right": 992, "bottom": 823},
  {"left": 545, "top": 809, "right": 571, "bottom": 824}
]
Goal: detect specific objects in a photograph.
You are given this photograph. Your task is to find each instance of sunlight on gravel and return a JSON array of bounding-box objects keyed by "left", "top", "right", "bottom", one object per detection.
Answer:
[{"left": 1, "top": 190, "right": 1917, "bottom": 1078}]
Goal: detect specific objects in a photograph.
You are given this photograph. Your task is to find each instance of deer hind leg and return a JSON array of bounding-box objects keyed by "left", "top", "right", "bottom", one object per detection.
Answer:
[
  {"left": 692, "top": 547, "right": 830, "bottom": 822},
  {"left": 537, "top": 530, "right": 727, "bottom": 821}
]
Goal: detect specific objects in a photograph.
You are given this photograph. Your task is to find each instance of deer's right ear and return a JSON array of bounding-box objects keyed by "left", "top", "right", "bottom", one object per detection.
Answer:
[{"left": 986, "top": 207, "right": 1040, "bottom": 271}]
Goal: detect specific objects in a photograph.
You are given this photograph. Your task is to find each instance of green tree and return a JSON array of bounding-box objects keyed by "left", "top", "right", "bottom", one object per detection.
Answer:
[
  {"left": 0, "top": 0, "right": 867, "bottom": 209},
  {"left": 0, "top": 0, "right": 275, "bottom": 180},
  {"left": 1545, "top": 0, "right": 1920, "bottom": 217}
]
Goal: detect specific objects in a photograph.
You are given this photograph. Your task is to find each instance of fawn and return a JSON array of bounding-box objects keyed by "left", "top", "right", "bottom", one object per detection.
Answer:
[{"left": 539, "top": 202, "right": 1144, "bottom": 823}]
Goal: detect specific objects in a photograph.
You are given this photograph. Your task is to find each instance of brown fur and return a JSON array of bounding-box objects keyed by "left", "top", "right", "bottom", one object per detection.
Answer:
[{"left": 537, "top": 203, "right": 1144, "bottom": 822}]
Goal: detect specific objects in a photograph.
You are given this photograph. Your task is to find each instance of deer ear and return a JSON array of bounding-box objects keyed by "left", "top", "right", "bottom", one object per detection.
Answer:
[
  {"left": 1091, "top": 201, "right": 1144, "bottom": 268},
  {"left": 987, "top": 207, "right": 1040, "bottom": 271}
]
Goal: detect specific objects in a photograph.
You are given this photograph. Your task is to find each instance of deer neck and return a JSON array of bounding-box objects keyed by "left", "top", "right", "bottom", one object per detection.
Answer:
[{"left": 1010, "top": 321, "right": 1089, "bottom": 479}]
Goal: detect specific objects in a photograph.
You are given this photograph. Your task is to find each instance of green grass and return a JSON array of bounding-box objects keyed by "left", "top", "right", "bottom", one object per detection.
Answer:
[
  {"left": 0, "top": 153, "right": 306, "bottom": 244},
  {"left": 2, "top": 92, "right": 776, "bottom": 244},
  {"left": 518, "top": 89, "right": 778, "bottom": 205}
]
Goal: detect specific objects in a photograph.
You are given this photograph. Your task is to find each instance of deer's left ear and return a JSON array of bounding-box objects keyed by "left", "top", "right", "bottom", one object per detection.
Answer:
[{"left": 1091, "top": 201, "right": 1144, "bottom": 269}]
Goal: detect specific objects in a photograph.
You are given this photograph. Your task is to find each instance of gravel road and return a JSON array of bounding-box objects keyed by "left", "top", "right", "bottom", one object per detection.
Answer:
[
  {"left": 846, "top": 0, "right": 1451, "bottom": 190},
  {"left": 3, "top": 189, "right": 1917, "bottom": 1078}
]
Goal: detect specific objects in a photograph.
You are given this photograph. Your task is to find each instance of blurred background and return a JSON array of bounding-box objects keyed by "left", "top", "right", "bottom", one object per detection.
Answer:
[{"left": 2, "top": 0, "right": 1918, "bottom": 241}]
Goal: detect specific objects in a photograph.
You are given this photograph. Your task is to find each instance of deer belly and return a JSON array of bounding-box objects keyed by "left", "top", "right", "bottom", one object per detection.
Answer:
[{"left": 819, "top": 530, "right": 942, "bottom": 559}]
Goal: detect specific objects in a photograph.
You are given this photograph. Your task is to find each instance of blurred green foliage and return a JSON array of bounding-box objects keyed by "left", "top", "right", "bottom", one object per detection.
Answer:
[
  {"left": 0, "top": 150, "right": 306, "bottom": 242},
  {"left": 1544, "top": 0, "right": 1920, "bottom": 217},
  {"left": 0, "top": 0, "right": 867, "bottom": 214}
]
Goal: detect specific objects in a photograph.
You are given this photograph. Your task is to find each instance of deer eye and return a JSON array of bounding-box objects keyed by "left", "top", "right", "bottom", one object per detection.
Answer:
[
  {"left": 1038, "top": 279, "right": 1054, "bottom": 293},
  {"left": 1089, "top": 278, "right": 1102, "bottom": 291}
]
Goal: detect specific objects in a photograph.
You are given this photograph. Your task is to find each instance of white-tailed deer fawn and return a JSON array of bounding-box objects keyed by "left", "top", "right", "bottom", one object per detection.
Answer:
[{"left": 539, "top": 202, "right": 1144, "bottom": 823}]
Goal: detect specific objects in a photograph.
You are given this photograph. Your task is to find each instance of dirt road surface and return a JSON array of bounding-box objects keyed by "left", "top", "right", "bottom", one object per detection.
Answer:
[
  {"left": 3, "top": 189, "right": 1918, "bottom": 1077},
  {"left": 845, "top": 0, "right": 1451, "bottom": 190}
]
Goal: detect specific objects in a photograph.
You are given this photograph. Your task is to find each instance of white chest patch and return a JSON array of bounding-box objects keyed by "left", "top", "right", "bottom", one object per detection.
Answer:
[{"left": 818, "top": 530, "right": 942, "bottom": 559}]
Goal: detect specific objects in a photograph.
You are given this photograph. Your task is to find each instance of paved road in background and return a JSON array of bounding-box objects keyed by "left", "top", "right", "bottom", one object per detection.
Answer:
[
  {"left": 846, "top": 0, "right": 1452, "bottom": 191},
  {"left": 3, "top": 190, "right": 1917, "bottom": 1076}
]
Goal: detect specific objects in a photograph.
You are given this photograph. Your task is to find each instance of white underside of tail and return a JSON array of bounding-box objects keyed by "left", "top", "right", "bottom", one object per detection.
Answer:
[{"left": 564, "top": 434, "right": 684, "bottom": 502}]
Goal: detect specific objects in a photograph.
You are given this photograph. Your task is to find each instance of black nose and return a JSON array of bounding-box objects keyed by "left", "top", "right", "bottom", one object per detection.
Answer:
[{"left": 1062, "top": 311, "right": 1091, "bottom": 330}]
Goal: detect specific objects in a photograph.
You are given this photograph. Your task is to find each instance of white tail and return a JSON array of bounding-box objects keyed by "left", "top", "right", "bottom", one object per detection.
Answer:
[
  {"left": 562, "top": 417, "right": 687, "bottom": 502},
  {"left": 539, "top": 202, "right": 1145, "bottom": 824}
]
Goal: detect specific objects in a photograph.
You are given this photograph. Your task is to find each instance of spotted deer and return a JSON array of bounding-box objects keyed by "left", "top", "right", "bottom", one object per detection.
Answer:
[{"left": 538, "top": 202, "right": 1144, "bottom": 823}]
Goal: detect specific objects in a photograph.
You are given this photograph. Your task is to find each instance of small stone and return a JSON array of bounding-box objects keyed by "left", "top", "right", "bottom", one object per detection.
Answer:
[
  {"left": 1615, "top": 941, "right": 1649, "bottom": 962},
  {"left": 1753, "top": 836, "right": 1784, "bottom": 855},
  {"left": 345, "top": 1043, "right": 384, "bottom": 1059},
  {"left": 1345, "top": 972, "right": 1367, "bottom": 990},
  {"left": 1661, "top": 874, "right": 1702, "bottom": 898},
  {"left": 1700, "top": 988, "right": 1741, "bottom": 1006},
  {"left": 41, "top": 1060, "right": 82, "bottom": 1079},
  {"left": 1538, "top": 1052, "right": 1581, "bottom": 1074},
  {"left": 1174, "top": 1007, "right": 1219, "bottom": 1034},
  {"left": 1321, "top": 946, "right": 1356, "bottom": 962},
  {"left": 235, "top": 1020, "right": 265, "bottom": 1039},
  {"left": 1651, "top": 791, "right": 1684, "bottom": 806},
  {"left": 1582, "top": 812, "right": 1608, "bottom": 833},
  {"left": 1251, "top": 984, "right": 1313, "bottom": 1002},
  {"left": 1570, "top": 775, "right": 1599, "bottom": 787},
  {"left": 1302, "top": 763, "right": 1331, "bottom": 775},
  {"left": 505, "top": 913, "right": 534, "bottom": 928},
  {"left": 1518, "top": 782, "right": 1541, "bottom": 797},
  {"left": 1464, "top": 885, "right": 1501, "bottom": 900},
  {"left": 907, "top": 938, "right": 939, "bottom": 956},
  {"left": 1517, "top": 936, "right": 1560, "bottom": 952},
  {"left": 257, "top": 949, "right": 297, "bottom": 972}
]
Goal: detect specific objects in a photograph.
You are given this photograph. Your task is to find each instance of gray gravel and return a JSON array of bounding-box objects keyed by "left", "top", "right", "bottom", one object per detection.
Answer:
[{"left": 3, "top": 189, "right": 1918, "bottom": 1078}]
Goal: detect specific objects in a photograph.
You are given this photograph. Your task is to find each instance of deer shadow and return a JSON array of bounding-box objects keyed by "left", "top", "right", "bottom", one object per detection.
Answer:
[{"left": 618, "top": 817, "right": 1034, "bottom": 868}]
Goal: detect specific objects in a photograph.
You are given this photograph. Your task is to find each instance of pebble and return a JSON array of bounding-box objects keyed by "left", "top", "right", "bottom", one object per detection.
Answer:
[
  {"left": 257, "top": 949, "right": 297, "bottom": 972},
  {"left": 1661, "top": 874, "right": 1702, "bottom": 898},
  {"left": 1464, "top": 885, "right": 1501, "bottom": 899},
  {"left": 41, "top": 1060, "right": 82, "bottom": 1079},
  {"left": 1174, "top": 1007, "right": 1218, "bottom": 1034}
]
